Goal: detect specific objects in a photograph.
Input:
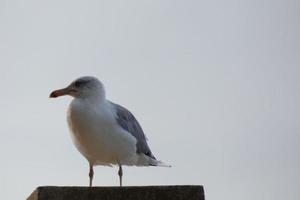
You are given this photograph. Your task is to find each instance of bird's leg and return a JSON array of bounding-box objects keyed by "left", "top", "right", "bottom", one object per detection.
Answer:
[
  {"left": 89, "top": 164, "right": 94, "bottom": 187},
  {"left": 118, "top": 165, "right": 123, "bottom": 187}
]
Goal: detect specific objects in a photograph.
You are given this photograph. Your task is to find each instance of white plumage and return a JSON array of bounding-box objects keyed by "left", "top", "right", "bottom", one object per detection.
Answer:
[
  {"left": 50, "top": 76, "right": 169, "bottom": 187},
  {"left": 67, "top": 98, "right": 137, "bottom": 166}
]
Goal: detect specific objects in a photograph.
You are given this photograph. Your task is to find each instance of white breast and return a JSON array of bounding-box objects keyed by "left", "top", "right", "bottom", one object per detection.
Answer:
[{"left": 67, "top": 99, "right": 138, "bottom": 166}]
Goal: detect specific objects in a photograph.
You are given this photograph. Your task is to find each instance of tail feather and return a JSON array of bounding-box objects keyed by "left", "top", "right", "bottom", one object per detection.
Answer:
[
  {"left": 149, "top": 158, "right": 171, "bottom": 167},
  {"left": 136, "top": 153, "right": 171, "bottom": 167}
]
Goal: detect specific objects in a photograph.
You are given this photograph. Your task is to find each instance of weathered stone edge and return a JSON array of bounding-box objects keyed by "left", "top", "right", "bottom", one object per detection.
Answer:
[
  {"left": 27, "top": 185, "right": 204, "bottom": 200},
  {"left": 27, "top": 188, "right": 38, "bottom": 200}
]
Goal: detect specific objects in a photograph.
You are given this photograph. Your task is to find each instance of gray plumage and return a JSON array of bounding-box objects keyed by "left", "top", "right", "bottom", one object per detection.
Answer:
[{"left": 110, "top": 102, "right": 156, "bottom": 160}]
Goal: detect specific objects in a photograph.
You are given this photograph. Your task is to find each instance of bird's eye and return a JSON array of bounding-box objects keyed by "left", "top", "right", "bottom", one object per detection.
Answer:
[{"left": 74, "top": 80, "right": 85, "bottom": 87}]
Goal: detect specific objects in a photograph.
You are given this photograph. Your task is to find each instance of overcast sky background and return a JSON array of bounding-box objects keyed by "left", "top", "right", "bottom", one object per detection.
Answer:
[{"left": 0, "top": 0, "right": 299, "bottom": 199}]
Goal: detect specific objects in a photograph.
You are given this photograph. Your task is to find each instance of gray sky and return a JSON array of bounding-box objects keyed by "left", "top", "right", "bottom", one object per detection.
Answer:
[{"left": 0, "top": 0, "right": 299, "bottom": 199}]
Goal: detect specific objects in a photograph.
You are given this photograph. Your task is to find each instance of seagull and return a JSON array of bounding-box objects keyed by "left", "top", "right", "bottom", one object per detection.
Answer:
[{"left": 49, "top": 76, "right": 169, "bottom": 187}]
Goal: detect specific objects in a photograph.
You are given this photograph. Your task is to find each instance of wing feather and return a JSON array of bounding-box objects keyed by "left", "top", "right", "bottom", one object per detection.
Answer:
[{"left": 110, "top": 101, "right": 156, "bottom": 160}]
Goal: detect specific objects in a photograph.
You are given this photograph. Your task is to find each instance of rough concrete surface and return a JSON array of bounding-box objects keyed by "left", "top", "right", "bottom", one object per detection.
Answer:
[{"left": 27, "top": 185, "right": 205, "bottom": 200}]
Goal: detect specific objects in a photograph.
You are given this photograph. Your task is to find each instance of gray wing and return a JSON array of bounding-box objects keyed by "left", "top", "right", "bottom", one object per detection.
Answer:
[{"left": 110, "top": 101, "right": 156, "bottom": 160}]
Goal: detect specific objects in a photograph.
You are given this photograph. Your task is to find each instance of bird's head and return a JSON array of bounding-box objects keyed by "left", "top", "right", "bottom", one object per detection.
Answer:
[{"left": 49, "top": 76, "right": 105, "bottom": 99}]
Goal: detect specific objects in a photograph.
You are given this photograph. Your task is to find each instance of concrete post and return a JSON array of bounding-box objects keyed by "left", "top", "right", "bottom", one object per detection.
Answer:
[{"left": 27, "top": 185, "right": 205, "bottom": 200}]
